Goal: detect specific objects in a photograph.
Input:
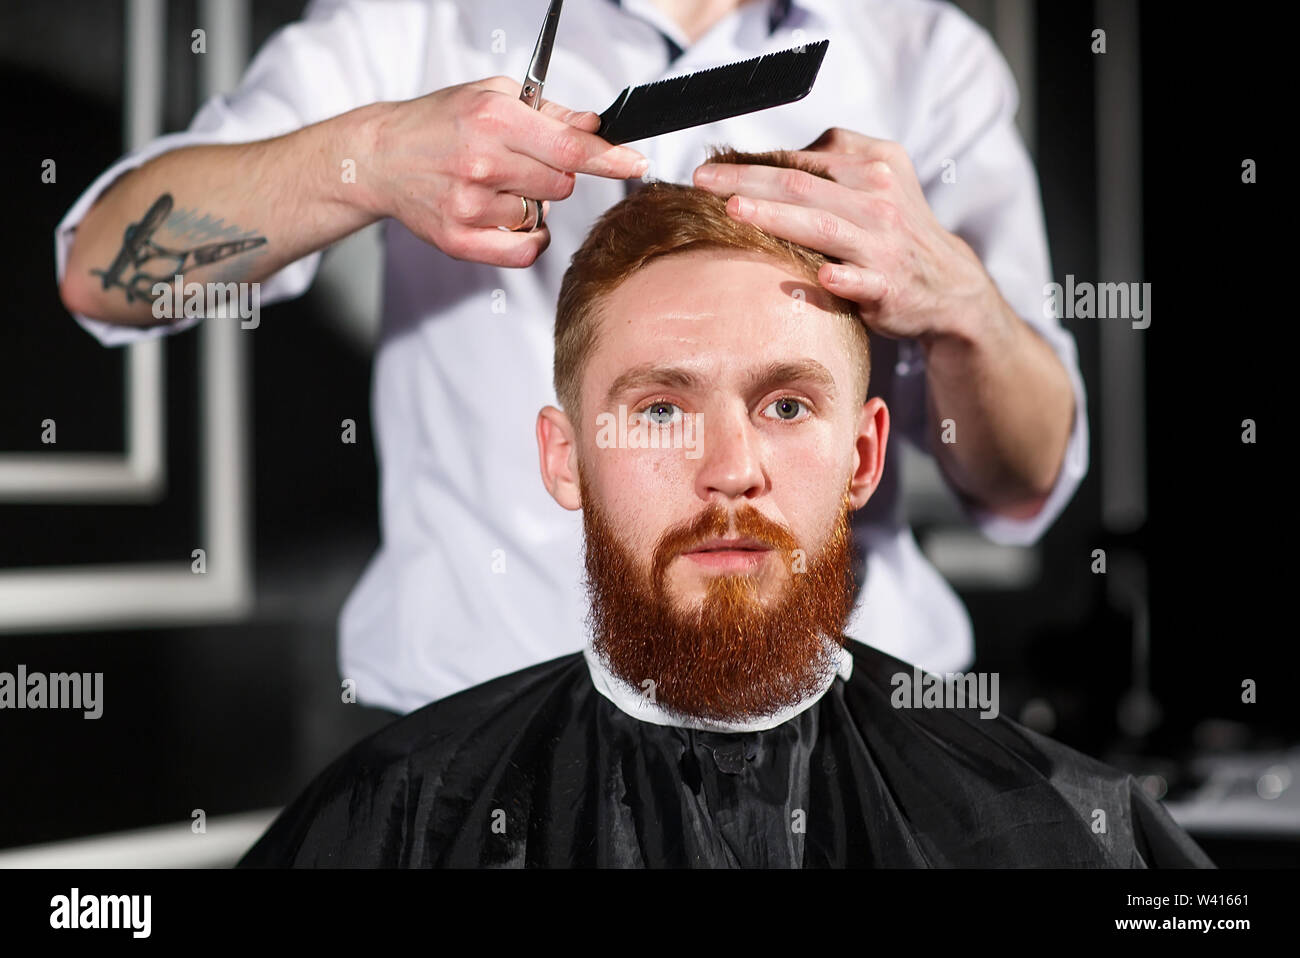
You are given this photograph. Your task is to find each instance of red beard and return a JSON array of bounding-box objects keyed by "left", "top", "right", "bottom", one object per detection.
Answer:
[{"left": 579, "top": 470, "right": 858, "bottom": 724}]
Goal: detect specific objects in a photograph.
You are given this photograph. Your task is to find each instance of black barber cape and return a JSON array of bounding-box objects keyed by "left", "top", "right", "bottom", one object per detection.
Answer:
[{"left": 238, "top": 640, "right": 1213, "bottom": 868}]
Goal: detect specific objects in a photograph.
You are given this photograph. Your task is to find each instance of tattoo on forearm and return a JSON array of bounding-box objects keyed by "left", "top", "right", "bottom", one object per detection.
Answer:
[{"left": 91, "top": 193, "right": 268, "bottom": 303}]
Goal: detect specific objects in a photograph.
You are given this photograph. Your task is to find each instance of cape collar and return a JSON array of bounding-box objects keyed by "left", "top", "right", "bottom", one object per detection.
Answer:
[{"left": 583, "top": 635, "right": 853, "bottom": 734}]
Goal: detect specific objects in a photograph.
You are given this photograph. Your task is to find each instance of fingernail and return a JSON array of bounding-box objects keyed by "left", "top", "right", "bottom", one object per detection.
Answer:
[
  {"left": 733, "top": 196, "right": 754, "bottom": 217},
  {"left": 695, "top": 165, "right": 717, "bottom": 183}
]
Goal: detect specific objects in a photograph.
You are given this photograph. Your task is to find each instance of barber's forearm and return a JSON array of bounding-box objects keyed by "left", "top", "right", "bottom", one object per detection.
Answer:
[
  {"left": 920, "top": 292, "right": 1075, "bottom": 518},
  {"left": 60, "top": 102, "right": 386, "bottom": 327}
]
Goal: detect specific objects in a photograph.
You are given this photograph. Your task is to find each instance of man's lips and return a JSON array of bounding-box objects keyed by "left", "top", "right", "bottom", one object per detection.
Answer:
[{"left": 680, "top": 537, "right": 774, "bottom": 570}]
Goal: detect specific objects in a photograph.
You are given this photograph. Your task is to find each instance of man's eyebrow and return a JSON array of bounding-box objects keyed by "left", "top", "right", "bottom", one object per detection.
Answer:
[
  {"left": 744, "top": 360, "right": 838, "bottom": 401},
  {"left": 603, "top": 359, "right": 838, "bottom": 406},
  {"left": 604, "top": 364, "right": 703, "bottom": 407}
]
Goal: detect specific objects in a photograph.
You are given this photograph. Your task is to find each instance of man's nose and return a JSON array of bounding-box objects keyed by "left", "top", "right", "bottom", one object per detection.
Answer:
[{"left": 692, "top": 405, "right": 766, "bottom": 502}]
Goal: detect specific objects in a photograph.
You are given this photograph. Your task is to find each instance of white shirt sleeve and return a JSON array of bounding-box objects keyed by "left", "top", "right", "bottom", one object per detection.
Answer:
[
  {"left": 55, "top": 0, "right": 428, "bottom": 348},
  {"left": 897, "top": 7, "right": 1089, "bottom": 547}
]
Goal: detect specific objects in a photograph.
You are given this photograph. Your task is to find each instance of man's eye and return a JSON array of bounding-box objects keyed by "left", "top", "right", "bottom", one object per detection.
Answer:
[
  {"left": 763, "top": 397, "right": 808, "bottom": 421},
  {"left": 637, "top": 401, "right": 682, "bottom": 425}
]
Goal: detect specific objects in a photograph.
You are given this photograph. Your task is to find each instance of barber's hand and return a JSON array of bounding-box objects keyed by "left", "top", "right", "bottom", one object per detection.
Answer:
[
  {"left": 364, "top": 76, "right": 649, "bottom": 268},
  {"left": 691, "top": 127, "right": 999, "bottom": 344}
]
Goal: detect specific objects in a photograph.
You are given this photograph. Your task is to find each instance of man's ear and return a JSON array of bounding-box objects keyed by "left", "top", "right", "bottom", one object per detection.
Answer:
[
  {"left": 849, "top": 396, "right": 889, "bottom": 510},
  {"left": 537, "top": 405, "right": 582, "bottom": 511}
]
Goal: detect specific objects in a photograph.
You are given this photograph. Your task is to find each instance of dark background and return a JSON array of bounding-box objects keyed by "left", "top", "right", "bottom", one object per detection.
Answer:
[{"left": 0, "top": 1, "right": 1290, "bottom": 865}]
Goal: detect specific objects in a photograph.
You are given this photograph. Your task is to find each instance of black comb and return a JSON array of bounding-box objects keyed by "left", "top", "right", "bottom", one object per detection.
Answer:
[{"left": 595, "top": 39, "right": 830, "bottom": 146}]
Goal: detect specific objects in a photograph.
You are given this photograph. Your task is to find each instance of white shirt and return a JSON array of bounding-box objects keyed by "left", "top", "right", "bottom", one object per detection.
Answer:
[{"left": 54, "top": 0, "right": 1089, "bottom": 714}]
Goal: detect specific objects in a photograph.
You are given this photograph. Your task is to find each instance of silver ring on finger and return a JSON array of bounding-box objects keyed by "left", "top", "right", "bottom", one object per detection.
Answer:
[{"left": 510, "top": 196, "right": 544, "bottom": 233}]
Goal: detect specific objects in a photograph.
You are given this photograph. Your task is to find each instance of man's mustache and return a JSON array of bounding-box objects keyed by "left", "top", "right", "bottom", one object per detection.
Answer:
[{"left": 651, "top": 504, "right": 801, "bottom": 588}]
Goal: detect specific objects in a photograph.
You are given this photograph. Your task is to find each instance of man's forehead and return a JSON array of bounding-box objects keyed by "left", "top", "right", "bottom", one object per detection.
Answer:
[
  {"left": 593, "top": 254, "right": 844, "bottom": 355},
  {"left": 601, "top": 247, "right": 836, "bottom": 315},
  {"left": 584, "top": 248, "right": 860, "bottom": 407}
]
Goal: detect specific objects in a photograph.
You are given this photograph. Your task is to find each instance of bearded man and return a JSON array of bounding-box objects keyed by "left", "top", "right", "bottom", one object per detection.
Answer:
[{"left": 238, "top": 148, "right": 1211, "bottom": 868}]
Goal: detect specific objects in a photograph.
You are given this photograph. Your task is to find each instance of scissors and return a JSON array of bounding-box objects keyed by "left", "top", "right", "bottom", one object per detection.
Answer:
[{"left": 509, "top": 0, "right": 564, "bottom": 233}]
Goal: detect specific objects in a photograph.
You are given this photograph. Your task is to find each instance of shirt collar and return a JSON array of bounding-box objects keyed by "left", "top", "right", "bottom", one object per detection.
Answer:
[
  {"left": 584, "top": 634, "right": 853, "bottom": 733},
  {"left": 604, "top": 0, "right": 800, "bottom": 38},
  {"left": 768, "top": 0, "right": 795, "bottom": 35}
]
